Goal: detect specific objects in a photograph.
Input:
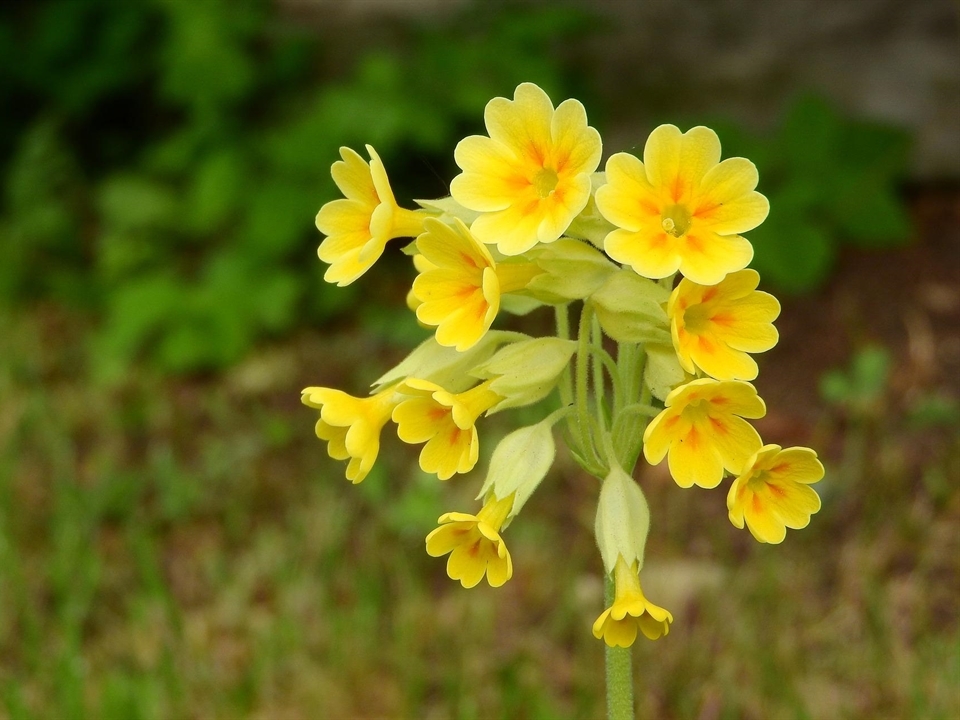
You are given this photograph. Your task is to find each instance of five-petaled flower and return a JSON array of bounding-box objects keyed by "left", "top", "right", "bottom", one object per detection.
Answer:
[
  {"left": 727, "top": 444, "right": 824, "bottom": 544},
  {"left": 643, "top": 378, "right": 765, "bottom": 489},
  {"left": 392, "top": 378, "right": 503, "bottom": 480},
  {"left": 425, "top": 493, "right": 515, "bottom": 588},
  {"left": 450, "top": 82, "right": 602, "bottom": 256},
  {"left": 669, "top": 269, "right": 781, "bottom": 381},
  {"left": 301, "top": 386, "right": 399, "bottom": 483},
  {"left": 411, "top": 218, "right": 541, "bottom": 351},
  {"left": 315, "top": 145, "right": 427, "bottom": 286},
  {"left": 596, "top": 124, "right": 769, "bottom": 285},
  {"left": 593, "top": 555, "right": 673, "bottom": 647}
]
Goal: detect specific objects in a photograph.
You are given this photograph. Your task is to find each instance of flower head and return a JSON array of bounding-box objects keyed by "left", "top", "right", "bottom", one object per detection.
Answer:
[
  {"left": 669, "top": 269, "right": 780, "bottom": 381},
  {"left": 425, "top": 493, "right": 515, "bottom": 588},
  {"left": 450, "top": 82, "right": 602, "bottom": 256},
  {"left": 643, "top": 378, "right": 765, "bottom": 489},
  {"left": 727, "top": 445, "right": 824, "bottom": 543},
  {"left": 593, "top": 555, "right": 673, "bottom": 647},
  {"left": 301, "top": 386, "right": 398, "bottom": 483},
  {"left": 392, "top": 378, "right": 502, "bottom": 480},
  {"left": 412, "top": 218, "right": 541, "bottom": 351},
  {"left": 596, "top": 125, "right": 769, "bottom": 285},
  {"left": 316, "top": 145, "right": 427, "bottom": 286}
]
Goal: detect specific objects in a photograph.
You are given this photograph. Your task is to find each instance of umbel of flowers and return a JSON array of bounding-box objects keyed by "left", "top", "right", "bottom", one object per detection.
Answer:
[{"left": 304, "top": 83, "right": 824, "bottom": 650}]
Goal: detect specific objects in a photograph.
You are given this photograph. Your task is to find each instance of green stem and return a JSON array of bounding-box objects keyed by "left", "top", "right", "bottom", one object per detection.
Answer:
[
  {"left": 576, "top": 303, "right": 602, "bottom": 470},
  {"left": 605, "top": 573, "right": 634, "bottom": 720}
]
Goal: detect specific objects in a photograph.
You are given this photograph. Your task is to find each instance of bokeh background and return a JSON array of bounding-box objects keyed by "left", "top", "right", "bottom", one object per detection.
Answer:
[{"left": 1, "top": 1, "right": 958, "bottom": 718}]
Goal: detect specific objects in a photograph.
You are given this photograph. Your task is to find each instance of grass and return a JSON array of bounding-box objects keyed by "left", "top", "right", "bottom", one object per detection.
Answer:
[{"left": 0, "top": 304, "right": 958, "bottom": 720}]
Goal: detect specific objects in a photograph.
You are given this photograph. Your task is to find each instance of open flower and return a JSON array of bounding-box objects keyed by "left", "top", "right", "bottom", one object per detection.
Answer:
[
  {"left": 669, "top": 269, "right": 781, "bottom": 381},
  {"left": 643, "top": 378, "right": 765, "bottom": 489},
  {"left": 596, "top": 125, "right": 768, "bottom": 285},
  {"left": 392, "top": 378, "right": 503, "bottom": 480},
  {"left": 425, "top": 493, "right": 515, "bottom": 588},
  {"left": 450, "top": 82, "right": 602, "bottom": 256},
  {"left": 316, "top": 145, "right": 427, "bottom": 286},
  {"left": 301, "top": 386, "right": 399, "bottom": 483},
  {"left": 727, "top": 444, "right": 824, "bottom": 543},
  {"left": 593, "top": 555, "right": 672, "bottom": 647},
  {"left": 411, "top": 218, "right": 541, "bottom": 351}
]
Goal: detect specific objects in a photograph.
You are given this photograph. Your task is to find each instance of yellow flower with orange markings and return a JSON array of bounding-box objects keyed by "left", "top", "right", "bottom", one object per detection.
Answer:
[
  {"left": 593, "top": 555, "right": 673, "bottom": 647},
  {"left": 411, "top": 218, "right": 541, "bottom": 351},
  {"left": 315, "top": 145, "right": 428, "bottom": 286},
  {"left": 391, "top": 378, "right": 502, "bottom": 480},
  {"left": 425, "top": 493, "right": 515, "bottom": 588},
  {"left": 727, "top": 444, "right": 824, "bottom": 544},
  {"left": 595, "top": 124, "right": 769, "bottom": 285},
  {"left": 301, "top": 386, "right": 399, "bottom": 483},
  {"left": 643, "top": 378, "right": 765, "bottom": 489},
  {"left": 450, "top": 82, "right": 602, "bottom": 256},
  {"left": 669, "top": 269, "right": 781, "bottom": 381}
]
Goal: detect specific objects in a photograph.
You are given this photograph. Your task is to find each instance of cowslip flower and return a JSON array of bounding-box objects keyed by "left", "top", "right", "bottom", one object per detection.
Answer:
[
  {"left": 301, "top": 386, "right": 398, "bottom": 483},
  {"left": 411, "top": 218, "right": 541, "bottom": 351},
  {"left": 450, "top": 82, "right": 602, "bottom": 256},
  {"left": 643, "top": 378, "right": 765, "bottom": 489},
  {"left": 316, "top": 145, "right": 427, "bottom": 286},
  {"left": 669, "top": 269, "right": 781, "bottom": 381},
  {"left": 727, "top": 444, "right": 824, "bottom": 543},
  {"left": 425, "top": 493, "right": 515, "bottom": 588},
  {"left": 592, "top": 555, "right": 673, "bottom": 647},
  {"left": 391, "top": 378, "right": 503, "bottom": 480},
  {"left": 595, "top": 124, "right": 769, "bottom": 285}
]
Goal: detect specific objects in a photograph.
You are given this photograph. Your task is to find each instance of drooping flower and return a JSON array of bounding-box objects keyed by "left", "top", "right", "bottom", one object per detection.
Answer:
[
  {"left": 411, "top": 218, "right": 541, "bottom": 351},
  {"left": 643, "top": 378, "right": 765, "bottom": 489},
  {"left": 593, "top": 555, "right": 673, "bottom": 647},
  {"left": 450, "top": 82, "right": 602, "bottom": 256},
  {"left": 316, "top": 145, "right": 428, "bottom": 286},
  {"left": 391, "top": 378, "right": 503, "bottom": 480},
  {"left": 425, "top": 493, "right": 515, "bottom": 588},
  {"left": 669, "top": 269, "right": 781, "bottom": 381},
  {"left": 595, "top": 125, "right": 769, "bottom": 285},
  {"left": 727, "top": 444, "right": 824, "bottom": 544},
  {"left": 301, "top": 386, "right": 399, "bottom": 483}
]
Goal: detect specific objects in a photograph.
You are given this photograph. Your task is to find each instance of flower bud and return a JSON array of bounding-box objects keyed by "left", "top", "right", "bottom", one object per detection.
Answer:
[
  {"left": 643, "top": 342, "right": 688, "bottom": 401},
  {"left": 524, "top": 238, "right": 618, "bottom": 304},
  {"left": 595, "top": 465, "right": 651, "bottom": 575},
  {"left": 470, "top": 337, "right": 577, "bottom": 412},
  {"left": 589, "top": 270, "right": 672, "bottom": 345}
]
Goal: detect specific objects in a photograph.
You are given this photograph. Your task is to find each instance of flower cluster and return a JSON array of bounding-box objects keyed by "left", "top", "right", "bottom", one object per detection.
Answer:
[{"left": 305, "top": 83, "right": 824, "bottom": 647}]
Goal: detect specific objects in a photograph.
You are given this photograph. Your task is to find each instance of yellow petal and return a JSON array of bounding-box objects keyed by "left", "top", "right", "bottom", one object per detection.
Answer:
[
  {"left": 768, "top": 447, "right": 825, "bottom": 485},
  {"left": 667, "top": 425, "right": 725, "bottom": 488},
  {"left": 330, "top": 146, "right": 378, "bottom": 205},
  {"left": 604, "top": 226, "right": 681, "bottom": 279},
  {"left": 644, "top": 125, "right": 721, "bottom": 204},
  {"left": 450, "top": 135, "right": 525, "bottom": 212},
  {"left": 703, "top": 414, "right": 763, "bottom": 475},
  {"left": 425, "top": 521, "right": 475, "bottom": 557},
  {"left": 471, "top": 203, "right": 549, "bottom": 256},
  {"left": 550, "top": 98, "right": 602, "bottom": 175},
  {"left": 596, "top": 152, "right": 661, "bottom": 232},
  {"left": 675, "top": 230, "right": 754, "bottom": 286},
  {"left": 484, "top": 82, "right": 553, "bottom": 159}
]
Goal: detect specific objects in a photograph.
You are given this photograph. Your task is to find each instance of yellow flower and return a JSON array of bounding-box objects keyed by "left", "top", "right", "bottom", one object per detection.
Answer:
[
  {"left": 595, "top": 125, "right": 769, "bottom": 285},
  {"left": 669, "top": 269, "right": 780, "bottom": 381},
  {"left": 411, "top": 218, "right": 541, "bottom": 351},
  {"left": 450, "top": 82, "right": 602, "bottom": 256},
  {"left": 391, "top": 378, "right": 503, "bottom": 480},
  {"left": 727, "top": 444, "right": 824, "bottom": 544},
  {"left": 593, "top": 555, "right": 672, "bottom": 647},
  {"left": 315, "top": 145, "right": 427, "bottom": 286},
  {"left": 425, "top": 493, "right": 515, "bottom": 588},
  {"left": 301, "top": 386, "right": 398, "bottom": 483},
  {"left": 643, "top": 378, "right": 765, "bottom": 489}
]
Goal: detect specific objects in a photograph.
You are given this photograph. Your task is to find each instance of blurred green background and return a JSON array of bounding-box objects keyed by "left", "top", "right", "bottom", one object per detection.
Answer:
[{"left": 0, "top": 1, "right": 958, "bottom": 718}]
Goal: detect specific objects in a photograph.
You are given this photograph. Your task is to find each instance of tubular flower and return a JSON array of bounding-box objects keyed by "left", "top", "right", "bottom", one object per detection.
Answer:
[
  {"left": 450, "top": 82, "right": 602, "bottom": 256},
  {"left": 643, "top": 378, "right": 765, "bottom": 489},
  {"left": 728, "top": 445, "right": 825, "bottom": 544},
  {"left": 392, "top": 378, "right": 503, "bottom": 480},
  {"left": 669, "top": 269, "right": 781, "bottom": 381},
  {"left": 425, "top": 493, "right": 515, "bottom": 588},
  {"left": 593, "top": 555, "right": 673, "bottom": 647},
  {"left": 316, "top": 145, "right": 427, "bottom": 286},
  {"left": 595, "top": 124, "right": 769, "bottom": 285},
  {"left": 301, "top": 386, "right": 399, "bottom": 483},
  {"left": 412, "top": 218, "right": 541, "bottom": 351}
]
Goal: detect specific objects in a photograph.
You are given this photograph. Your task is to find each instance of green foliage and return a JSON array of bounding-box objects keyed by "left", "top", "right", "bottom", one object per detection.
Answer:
[
  {"left": 819, "top": 345, "right": 892, "bottom": 415},
  {"left": 715, "top": 96, "right": 912, "bottom": 293},
  {"left": 0, "top": 0, "right": 591, "bottom": 374}
]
